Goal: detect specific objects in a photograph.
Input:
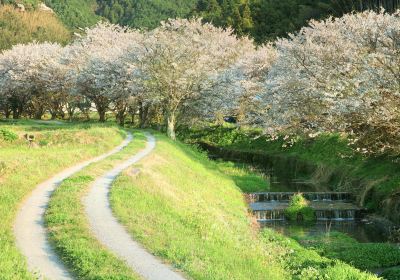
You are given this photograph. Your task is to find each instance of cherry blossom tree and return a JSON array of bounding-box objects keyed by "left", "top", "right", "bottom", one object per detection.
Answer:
[
  {"left": 69, "top": 22, "right": 143, "bottom": 123},
  {"left": 261, "top": 10, "right": 400, "bottom": 154},
  {"left": 138, "top": 18, "right": 253, "bottom": 139},
  {"left": 0, "top": 42, "right": 63, "bottom": 119}
]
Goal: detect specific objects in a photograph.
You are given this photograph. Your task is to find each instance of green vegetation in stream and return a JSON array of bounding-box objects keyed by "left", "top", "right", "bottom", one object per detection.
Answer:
[
  {"left": 0, "top": 120, "right": 125, "bottom": 279},
  {"left": 381, "top": 267, "right": 400, "bottom": 280},
  {"left": 292, "top": 231, "right": 400, "bottom": 271},
  {"left": 284, "top": 194, "right": 315, "bottom": 222},
  {"left": 45, "top": 130, "right": 146, "bottom": 280},
  {"left": 110, "top": 133, "right": 378, "bottom": 280},
  {"left": 261, "top": 229, "right": 378, "bottom": 280}
]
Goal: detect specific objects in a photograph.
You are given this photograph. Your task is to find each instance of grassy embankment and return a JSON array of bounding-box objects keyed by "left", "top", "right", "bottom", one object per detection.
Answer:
[
  {"left": 178, "top": 125, "right": 400, "bottom": 278},
  {"left": 45, "top": 130, "right": 147, "bottom": 279},
  {"left": 0, "top": 120, "right": 125, "bottom": 279},
  {"left": 110, "top": 133, "right": 378, "bottom": 279},
  {"left": 178, "top": 125, "right": 400, "bottom": 223}
]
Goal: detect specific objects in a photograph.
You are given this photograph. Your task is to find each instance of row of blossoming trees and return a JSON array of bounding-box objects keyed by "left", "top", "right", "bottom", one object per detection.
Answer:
[
  {"left": 0, "top": 11, "right": 399, "bottom": 152},
  {"left": 0, "top": 19, "right": 274, "bottom": 139}
]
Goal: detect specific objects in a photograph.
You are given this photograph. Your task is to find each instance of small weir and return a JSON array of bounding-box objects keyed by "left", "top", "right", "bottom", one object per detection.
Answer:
[{"left": 250, "top": 192, "right": 363, "bottom": 222}]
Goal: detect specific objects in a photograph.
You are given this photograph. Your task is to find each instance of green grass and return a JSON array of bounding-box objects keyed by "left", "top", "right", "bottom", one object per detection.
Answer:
[
  {"left": 0, "top": 119, "right": 126, "bottom": 279},
  {"left": 261, "top": 229, "right": 379, "bottom": 280},
  {"left": 179, "top": 125, "right": 400, "bottom": 222},
  {"left": 293, "top": 231, "right": 400, "bottom": 270},
  {"left": 45, "top": 130, "right": 147, "bottom": 279},
  {"left": 211, "top": 159, "right": 269, "bottom": 192},
  {"left": 110, "top": 133, "right": 377, "bottom": 280}
]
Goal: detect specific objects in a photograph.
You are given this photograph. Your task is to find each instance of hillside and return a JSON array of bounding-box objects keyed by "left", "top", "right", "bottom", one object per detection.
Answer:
[
  {"left": 0, "top": 4, "right": 70, "bottom": 50},
  {"left": 44, "top": 0, "right": 100, "bottom": 29},
  {"left": 2, "top": 0, "right": 399, "bottom": 43},
  {"left": 97, "top": 0, "right": 197, "bottom": 29}
]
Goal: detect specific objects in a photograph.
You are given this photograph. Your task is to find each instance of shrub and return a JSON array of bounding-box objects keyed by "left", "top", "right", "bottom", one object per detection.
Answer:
[
  {"left": 0, "top": 128, "right": 18, "bottom": 142},
  {"left": 381, "top": 267, "right": 400, "bottom": 280},
  {"left": 285, "top": 193, "right": 315, "bottom": 222},
  {"left": 295, "top": 232, "right": 400, "bottom": 270}
]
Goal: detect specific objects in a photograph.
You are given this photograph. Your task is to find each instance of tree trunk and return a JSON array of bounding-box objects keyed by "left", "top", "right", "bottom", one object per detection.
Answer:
[
  {"left": 51, "top": 111, "right": 57, "bottom": 120},
  {"left": 34, "top": 111, "right": 43, "bottom": 120},
  {"left": 98, "top": 109, "right": 106, "bottom": 122},
  {"left": 67, "top": 108, "right": 75, "bottom": 122},
  {"left": 12, "top": 108, "right": 19, "bottom": 119},
  {"left": 131, "top": 113, "right": 135, "bottom": 125},
  {"left": 118, "top": 114, "right": 125, "bottom": 126},
  {"left": 4, "top": 109, "right": 11, "bottom": 119},
  {"left": 94, "top": 99, "right": 108, "bottom": 123},
  {"left": 167, "top": 112, "right": 176, "bottom": 140}
]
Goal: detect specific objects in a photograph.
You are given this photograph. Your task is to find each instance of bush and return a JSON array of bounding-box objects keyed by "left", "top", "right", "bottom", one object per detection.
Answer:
[
  {"left": 295, "top": 232, "right": 400, "bottom": 270},
  {"left": 0, "top": 128, "right": 18, "bottom": 142},
  {"left": 285, "top": 193, "right": 315, "bottom": 222},
  {"left": 260, "top": 229, "right": 378, "bottom": 280},
  {"left": 381, "top": 267, "right": 400, "bottom": 280}
]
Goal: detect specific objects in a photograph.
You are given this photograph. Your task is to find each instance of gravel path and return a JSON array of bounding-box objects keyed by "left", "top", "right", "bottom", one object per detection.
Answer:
[
  {"left": 85, "top": 132, "right": 187, "bottom": 280},
  {"left": 14, "top": 133, "right": 133, "bottom": 280}
]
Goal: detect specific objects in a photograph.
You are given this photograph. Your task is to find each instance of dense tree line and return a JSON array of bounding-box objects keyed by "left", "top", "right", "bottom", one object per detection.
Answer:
[
  {"left": 195, "top": 0, "right": 400, "bottom": 42},
  {"left": 2, "top": 0, "right": 400, "bottom": 43},
  {"left": 0, "top": 20, "right": 262, "bottom": 140},
  {"left": 44, "top": 0, "right": 100, "bottom": 29},
  {"left": 1, "top": 10, "right": 400, "bottom": 156},
  {"left": 97, "top": 0, "right": 400, "bottom": 43},
  {"left": 96, "top": 0, "right": 197, "bottom": 29}
]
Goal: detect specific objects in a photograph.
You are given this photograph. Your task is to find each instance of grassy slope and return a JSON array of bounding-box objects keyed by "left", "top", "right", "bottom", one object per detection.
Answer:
[
  {"left": 179, "top": 126, "right": 400, "bottom": 214},
  {"left": 0, "top": 4, "right": 71, "bottom": 51},
  {"left": 110, "top": 133, "right": 377, "bottom": 280},
  {"left": 45, "top": 130, "right": 147, "bottom": 279},
  {"left": 0, "top": 120, "right": 125, "bottom": 279}
]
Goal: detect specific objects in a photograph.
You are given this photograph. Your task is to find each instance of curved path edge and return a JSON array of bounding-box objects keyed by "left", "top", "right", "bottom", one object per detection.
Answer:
[
  {"left": 14, "top": 133, "right": 133, "bottom": 280},
  {"left": 84, "top": 132, "right": 187, "bottom": 280}
]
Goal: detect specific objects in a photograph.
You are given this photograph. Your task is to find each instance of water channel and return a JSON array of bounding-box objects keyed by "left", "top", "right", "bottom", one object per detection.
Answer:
[{"left": 198, "top": 143, "right": 389, "bottom": 243}]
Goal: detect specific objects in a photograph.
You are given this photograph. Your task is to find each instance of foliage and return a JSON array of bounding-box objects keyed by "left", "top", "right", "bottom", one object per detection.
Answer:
[
  {"left": 261, "top": 10, "right": 400, "bottom": 156},
  {"left": 44, "top": 0, "right": 100, "bottom": 29},
  {"left": 0, "top": 5, "right": 70, "bottom": 51},
  {"left": 260, "top": 228, "right": 378, "bottom": 280},
  {"left": 97, "top": 0, "right": 197, "bottom": 29},
  {"left": 284, "top": 193, "right": 315, "bottom": 221},
  {"left": 381, "top": 267, "right": 400, "bottom": 280},
  {"left": 294, "top": 231, "right": 400, "bottom": 270},
  {"left": 0, "top": 128, "right": 17, "bottom": 141}
]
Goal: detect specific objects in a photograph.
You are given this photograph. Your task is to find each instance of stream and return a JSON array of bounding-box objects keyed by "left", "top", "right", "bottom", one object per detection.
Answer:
[{"left": 197, "top": 143, "right": 390, "bottom": 243}]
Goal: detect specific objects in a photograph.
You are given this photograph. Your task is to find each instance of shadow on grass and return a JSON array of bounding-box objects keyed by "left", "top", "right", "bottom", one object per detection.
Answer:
[{"left": 153, "top": 131, "right": 269, "bottom": 193}]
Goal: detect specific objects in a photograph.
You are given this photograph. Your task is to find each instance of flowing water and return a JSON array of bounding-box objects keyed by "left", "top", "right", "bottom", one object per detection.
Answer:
[
  {"left": 197, "top": 143, "right": 389, "bottom": 243},
  {"left": 249, "top": 189, "right": 386, "bottom": 242}
]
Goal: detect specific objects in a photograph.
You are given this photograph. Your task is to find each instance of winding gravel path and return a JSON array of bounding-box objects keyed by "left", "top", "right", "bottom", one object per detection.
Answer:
[
  {"left": 85, "top": 132, "right": 186, "bottom": 280},
  {"left": 14, "top": 133, "right": 133, "bottom": 280}
]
